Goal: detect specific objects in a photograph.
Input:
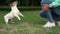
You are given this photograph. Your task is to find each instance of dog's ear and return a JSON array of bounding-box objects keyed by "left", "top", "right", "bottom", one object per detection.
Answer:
[{"left": 9, "top": 3, "right": 13, "bottom": 7}]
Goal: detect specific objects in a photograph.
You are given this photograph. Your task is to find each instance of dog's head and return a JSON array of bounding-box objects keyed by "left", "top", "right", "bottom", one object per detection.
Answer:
[{"left": 9, "top": 1, "right": 18, "bottom": 7}]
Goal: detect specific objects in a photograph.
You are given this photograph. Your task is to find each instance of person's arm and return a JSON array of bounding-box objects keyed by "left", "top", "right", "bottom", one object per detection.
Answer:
[{"left": 49, "top": 0, "right": 60, "bottom": 8}]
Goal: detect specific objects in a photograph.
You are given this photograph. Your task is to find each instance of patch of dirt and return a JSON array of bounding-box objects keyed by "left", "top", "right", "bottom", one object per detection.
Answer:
[
  {"left": 28, "top": 28, "right": 37, "bottom": 34},
  {"left": 20, "top": 22, "right": 29, "bottom": 27},
  {"left": 0, "top": 24, "right": 19, "bottom": 34},
  {"left": 0, "top": 28, "right": 6, "bottom": 31}
]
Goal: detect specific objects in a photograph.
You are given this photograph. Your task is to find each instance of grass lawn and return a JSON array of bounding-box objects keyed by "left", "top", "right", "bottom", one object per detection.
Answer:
[{"left": 0, "top": 10, "right": 60, "bottom": 34}]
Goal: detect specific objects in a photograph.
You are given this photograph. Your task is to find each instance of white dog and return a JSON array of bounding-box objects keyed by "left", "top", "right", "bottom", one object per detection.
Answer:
[{"left": 4, "top": 1, "right": 24, "bottom": 25}]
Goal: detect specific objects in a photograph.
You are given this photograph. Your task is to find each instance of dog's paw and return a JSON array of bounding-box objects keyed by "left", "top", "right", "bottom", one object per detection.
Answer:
[
  {"left": 5, "top": 22, "right": 9, "bottom": 25},
  {"left": 22, "top": 15, "right": 24, "bottom": 17},
  {"left": 6, "top": 23, "right": 9, "bottom": 25},
  {"left": 19, "top": 19, "right": 21, "bottom": 20}
]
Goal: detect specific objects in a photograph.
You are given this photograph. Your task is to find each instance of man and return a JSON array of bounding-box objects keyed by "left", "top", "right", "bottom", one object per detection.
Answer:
[{"left": 40, "top": 0, "right": 60, "bottom": 27}]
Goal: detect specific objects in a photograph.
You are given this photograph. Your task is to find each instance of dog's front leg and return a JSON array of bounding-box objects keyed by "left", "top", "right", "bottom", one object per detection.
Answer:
[
  {"left": 15, "top": 14, "right": 21, "bottom": 20},
  {"left": 18, "top": 13, "right": 24, "bottom": 17}
]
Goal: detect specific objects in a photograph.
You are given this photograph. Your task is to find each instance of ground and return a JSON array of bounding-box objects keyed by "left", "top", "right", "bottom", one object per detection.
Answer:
[{"left": 0, "top": 10, "right": 60, "bottom": 34}]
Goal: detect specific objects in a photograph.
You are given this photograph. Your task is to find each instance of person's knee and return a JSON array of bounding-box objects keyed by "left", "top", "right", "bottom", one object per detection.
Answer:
[
  {"left": 40, "top": 11, "right": 45, "bottom": 17},
  {"left": 40, "top": 11, "right": 43, "bottom": 16}
]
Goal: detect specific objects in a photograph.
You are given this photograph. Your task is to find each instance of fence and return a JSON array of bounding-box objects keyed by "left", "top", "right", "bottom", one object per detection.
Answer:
[{"left": 0, "top": 0, "right": 41, "bottom": 6}]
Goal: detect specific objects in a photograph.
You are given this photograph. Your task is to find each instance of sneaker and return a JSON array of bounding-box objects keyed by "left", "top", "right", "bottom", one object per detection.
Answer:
[
  {"left": 43, "top": 21, "right": 55, "bottom": 27},
  {"left": 57, "top": 21, "right": 60, "bottom": 26}
]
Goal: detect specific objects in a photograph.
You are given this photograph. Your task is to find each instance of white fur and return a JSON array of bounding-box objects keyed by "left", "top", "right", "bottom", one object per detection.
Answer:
[{"left": 4, "top": 2, "right": 24, "bottom": 25}]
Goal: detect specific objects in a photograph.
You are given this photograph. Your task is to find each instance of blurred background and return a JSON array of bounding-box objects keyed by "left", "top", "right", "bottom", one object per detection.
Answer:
[
  {"left": 0, "top": 0, "right": 41, "bottom": 10},
  {"left": 0, "top": 0, "right": 41, "bottom": 6}
]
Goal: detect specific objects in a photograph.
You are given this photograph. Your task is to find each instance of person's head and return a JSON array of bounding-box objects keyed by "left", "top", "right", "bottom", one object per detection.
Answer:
[{"left": 9, "top": 1, "right": 18, "bottom": 7}]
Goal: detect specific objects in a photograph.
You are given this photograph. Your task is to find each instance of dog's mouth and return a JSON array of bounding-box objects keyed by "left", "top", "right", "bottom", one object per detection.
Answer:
[{"left": 9, "top": 1, "right": 18, "bottom": 7}]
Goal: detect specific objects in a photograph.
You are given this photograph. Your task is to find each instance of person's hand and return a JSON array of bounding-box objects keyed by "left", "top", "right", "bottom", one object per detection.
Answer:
[{"left": 42, "top": 4, "right": 49, "bottom": 11}]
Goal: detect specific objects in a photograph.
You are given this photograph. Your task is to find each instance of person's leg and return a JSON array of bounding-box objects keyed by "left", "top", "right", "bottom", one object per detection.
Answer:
[
  {"left": 40, "top": 9, "right": 54, "bottom": 22},
  {"left": 40, "top": 10, "right": 47, "bottom": 18},
  {"left": 52, "top": 7, "right": 60, "bottom": 26},
  {"left": 40, "top": 9, "right": 55, "bottom": 27},
  {"left": 52, "top": 11, "right": 60, "bottom": 26},
  {"left": 57, "top": 16, "right": 60, "bottom": 26}
]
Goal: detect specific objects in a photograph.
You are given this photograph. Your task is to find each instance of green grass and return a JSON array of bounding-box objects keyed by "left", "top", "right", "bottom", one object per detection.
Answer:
[{"left": 0, "top": 10, "right": 60, "bottom": 34}]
